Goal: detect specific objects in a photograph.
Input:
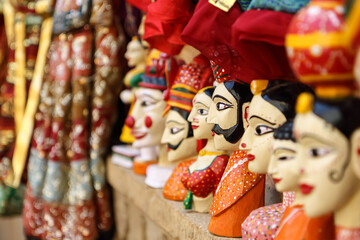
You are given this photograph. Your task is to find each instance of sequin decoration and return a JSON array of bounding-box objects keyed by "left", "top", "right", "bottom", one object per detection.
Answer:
[
  {"left": 241, "top": 203, "right": 284, "bottom": 240},
  {"left": 182, "top": 155, "right": 229, "bottom": 198},
  {"left": 282, "top": 191, "right": 295, "bottom": 208},
  {"left": 210, "top": 150, "right": 264, "bottom": 216},
  {"left": 336, "top": 226, "right": 360, "bottom": 240},
  {"left": 163, "top": 159, "right": 196, "bottom": 201}
]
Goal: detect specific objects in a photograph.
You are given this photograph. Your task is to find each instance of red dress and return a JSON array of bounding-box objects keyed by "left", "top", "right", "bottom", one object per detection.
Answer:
[{"left": 181, "top": 155, "right": 229, "bottom": 209}]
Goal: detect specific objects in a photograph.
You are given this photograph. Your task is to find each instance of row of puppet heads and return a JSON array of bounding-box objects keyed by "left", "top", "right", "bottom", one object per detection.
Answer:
[{"left": 125, "top": 69, "right": 360, "bottom": 227}]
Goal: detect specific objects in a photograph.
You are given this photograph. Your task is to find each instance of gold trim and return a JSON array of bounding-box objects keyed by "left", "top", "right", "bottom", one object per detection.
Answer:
[
  {"left": 286, "top": 32, "right": 348, "bottom": 48},
  {"left": 308, "top": 1, "right": 343, "bottom": 9},
  {"left": 7, "top": 18, "right": 53, "bottom": 188},
  {"left": 344, "top": 0, "right": 360, "bottom": 46},
  {"left": 172, "top": 83, "right": 198, "bottom": 93},
  {"left": 168, "top": 101, "right": 192, "bottom": 112},
  {"left": 298, "top": 73, "right": 354, "bottom": 82},
  {"left": 170, "top": 89, "right": 195, "bottom": 100},
  {"left": 315, "top": 86, "right": 353, "bottom": 98}
]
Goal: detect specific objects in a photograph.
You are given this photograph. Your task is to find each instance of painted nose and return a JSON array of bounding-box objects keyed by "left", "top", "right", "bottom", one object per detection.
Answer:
[{"left": 125, "top": 116, "right": 135, "bottom": 128}]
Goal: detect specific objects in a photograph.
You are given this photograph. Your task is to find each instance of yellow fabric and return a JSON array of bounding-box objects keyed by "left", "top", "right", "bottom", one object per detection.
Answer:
[
  {"left": 345, "top": 0, "right": 360, "bottom": 46},
  {"left": 298, "top": 73, "right": 354, "bottom": 82},
  {"left": 171, "top": 83, "right": 198, "bottom": 94},
  {"left": 286, "top": 32, "right": 351, "bottom": 48},
  {"left": 6, "top": 18, "right": 53, "bottom": 188},
  {"left": 308, "top": 1, "right": 342, "bottom": 8},
  {"left": 14, "top": 12, "right": 26, "bottom": 134},
  {"left": 120, "top": 102, "right": 135, "bottom": 144}
]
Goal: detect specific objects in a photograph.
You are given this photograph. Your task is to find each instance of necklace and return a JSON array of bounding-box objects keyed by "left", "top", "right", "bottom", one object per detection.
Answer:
[{"left": 198, "top": 149, "right": 227, "bottom": 156}]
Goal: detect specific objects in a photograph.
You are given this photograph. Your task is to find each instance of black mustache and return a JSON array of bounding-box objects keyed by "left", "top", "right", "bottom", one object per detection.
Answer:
[
  {"left": 212, "top": 124, "right": 243, "bottom": 144},
  {"left": 168, "top": 138, "right": 185, "bottom": 150}
]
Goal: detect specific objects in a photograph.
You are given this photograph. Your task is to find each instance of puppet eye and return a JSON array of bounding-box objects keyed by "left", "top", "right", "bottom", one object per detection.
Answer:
[
  {"left": 308, "top": 148, "right": 331, "bottom": 158},
  {"left": 197, "top": 108, "right": 208, "bottom": 115},
  {"left": 170, "top": 127, "right": 184, "bottom": 134},
  {"left": 255, "top": 125, "right": 274, "bottom": 135},
  {"left": 216, "top": 102, "right": 232, "bottom": 111}
]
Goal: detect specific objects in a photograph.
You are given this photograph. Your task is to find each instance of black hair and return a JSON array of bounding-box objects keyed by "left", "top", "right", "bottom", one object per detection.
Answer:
[
  {"left": 203, "top": 86, "right": 215, "bottom": 98},
  {"left": 213, "top": 81, "right": 252, "bottom": 143},
  {"left": 312, "top": 96, "right": 360, "bottom": 183},
  {"left": 261, "top": 80, "right": 314, "bottom": 120},
  {"left": 273, "top": 120, "right": 295, "bottom": 142}
]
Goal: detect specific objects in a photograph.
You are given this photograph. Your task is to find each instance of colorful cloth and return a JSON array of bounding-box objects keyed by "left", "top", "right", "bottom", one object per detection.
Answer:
[
  {"left": 210, "top": 150, "right": 264, "bottom": 215},
  {"left": 182, "top": 155, "right": 229, "bottom": 209},
  {"left": 208, "top": 150, "right": 265, "bottom": 237},
  {"left": 23, "top": 9, "right": 121, "bottom": 238},
  {"left": 247, "top": 0, "right": 309, "bottom": 13},
  {"left": 282, "top": 191, "right": 295, "bottom": 208},
  {"left": 163, "top": 159, "right": 196, "bottom": 201},
  {"left": 242, "top": 203, "right": 284, "bottom": 240}
]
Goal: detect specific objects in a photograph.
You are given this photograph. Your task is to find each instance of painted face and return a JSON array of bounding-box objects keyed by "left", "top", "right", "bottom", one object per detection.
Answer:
[
  {"left": 161, "top": 110, "right": 197, "bottom": 162},
  {"left": 187, "top": 91, "right": 214, "bottom": 140},
  {"left": 130, "top": 88, "right": 166, "bottom": 148},
  {"left": 294, "top": 112, "right": 357, "bottom": 217},
  {"left": 268, "top": 139, "right": 299, "bottom": 193},
  {"left": 208, "top": 83, "right": 241, "bottom": 151},
  {"left": 240, "top": 95, "right": 286, "bottom": 173},
  {"left": 124, "top": 39, "right": 147, "bottom": 67}
]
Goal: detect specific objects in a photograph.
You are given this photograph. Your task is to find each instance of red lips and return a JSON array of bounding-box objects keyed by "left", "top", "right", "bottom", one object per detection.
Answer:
[
  {"left": 300, "top": 183, "right": 314, "bottom": 195},
  {"left": 247, "top": 154, "right": 255, "bottom": 161},
  {"left": 273, "top": 178, "right": 282, "bottom": 184},
  {"left": 131, "top": 130, "right": 147, "bottom": 140},
  {"left": 192, "top": 125, "right": 199, "bottom": 129}
]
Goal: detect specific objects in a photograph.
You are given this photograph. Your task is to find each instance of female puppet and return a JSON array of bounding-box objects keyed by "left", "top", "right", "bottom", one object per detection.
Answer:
[
  {"left": 240, "top": 79, "right": 313, "bottom": 239},
  {"left": 181, "top": 87, "right": 229, "bottom": 213},
  {"left": 267, "top": 120, "right": 334, "bottom": 240},
  {"left": 293, "top": 93, "right": 360, "bottom": 240},
  {"left": 161, "top": 55, "right": 213, "bottom": 201}
]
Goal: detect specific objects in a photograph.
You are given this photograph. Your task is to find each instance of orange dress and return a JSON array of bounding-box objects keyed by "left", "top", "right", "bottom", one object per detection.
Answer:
[
  {"left": 209, "top": 150, "right": 265, "bottom": 237},
  {"left": 163, "top": 159, "right": 196, "bottom": 201},
  {"left": 275, "top": 205, "right": 335, "bottom": 240}
]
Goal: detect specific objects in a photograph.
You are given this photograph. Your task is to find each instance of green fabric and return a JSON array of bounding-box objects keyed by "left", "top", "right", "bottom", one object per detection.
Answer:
[
  {"left": 237, "top": 0, "right": 252, "bottom": 11},
  {"left": 247, "top": 0, "right": 310, "bottom": 13},
  {"left": 183, "top": 191, "right": 193, "bottom": 210},
  {"left": 129, "top": 73, "right": 144, "bottom": 88},
  {"left": 0, "top": 183, "right": 25, "bottom": 216}
]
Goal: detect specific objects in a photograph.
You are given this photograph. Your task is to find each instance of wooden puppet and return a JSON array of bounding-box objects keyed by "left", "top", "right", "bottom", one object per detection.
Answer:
[
  {"left": 161, "top": 55, "right": 213, "bottom": 201},
  {"left": 181, "top": 86, "right": 229, "bottom": 212}
]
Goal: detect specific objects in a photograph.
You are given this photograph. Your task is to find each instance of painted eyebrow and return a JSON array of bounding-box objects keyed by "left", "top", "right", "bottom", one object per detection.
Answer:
[
  {"left": 299, "top": 133, "right": 333, "bottom": 146},
  {"left": 273, "top": 147, "right": 296, "bottom": 155},
  {"left": 194, "top": 102, "right": 209, "bottom": 108},
  {"left": 142, "top": 93, "right": 158, "bottom": 100},
  {"left": 212, "top": 94, "right": 232, "bottom": 104},
  {"left": 249, "top": 115, "right": 276, "bottom": 126},
  {"left": 166, "top": 120, "right": 185, "bottom": 125}
]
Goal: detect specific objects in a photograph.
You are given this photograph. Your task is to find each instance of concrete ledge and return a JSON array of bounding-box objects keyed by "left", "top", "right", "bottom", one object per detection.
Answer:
[{"left": 107, "top": 158, "right": 239, "bottom": 240}]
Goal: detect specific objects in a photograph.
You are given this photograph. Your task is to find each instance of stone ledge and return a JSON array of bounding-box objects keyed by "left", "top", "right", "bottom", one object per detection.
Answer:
[{"left": 107, "top": 158, "right": 239, "bottom": 240}]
